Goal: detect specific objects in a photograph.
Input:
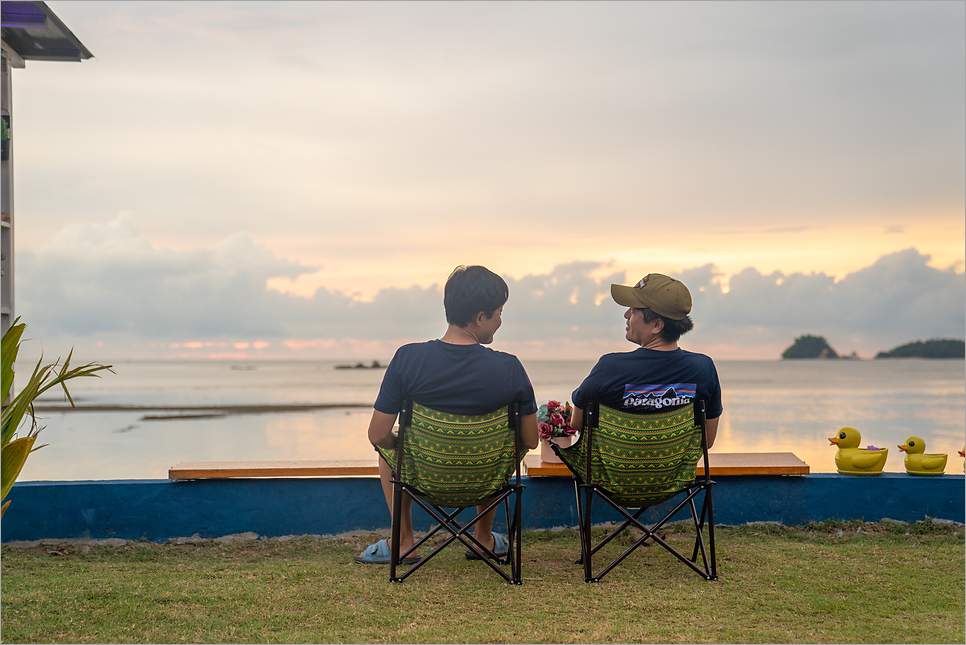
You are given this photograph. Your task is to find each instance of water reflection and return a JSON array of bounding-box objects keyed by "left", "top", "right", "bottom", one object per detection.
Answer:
[
  {"left": 715, "top": 384, "right": 964, "bottom": 473},
  {"left": 14, "top": 359, "right": 965, "bottom": 480},
  {"left": 263, "top": 410, "right": 376, "bottom": 461}
]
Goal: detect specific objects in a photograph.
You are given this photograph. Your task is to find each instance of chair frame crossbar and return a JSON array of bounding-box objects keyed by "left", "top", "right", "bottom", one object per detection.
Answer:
[
  {"left": 388, "top": 400, "right": 524, "bottom": 584},
  {"left": 575, "top": 399, "right": 717, "bottom": 583}
]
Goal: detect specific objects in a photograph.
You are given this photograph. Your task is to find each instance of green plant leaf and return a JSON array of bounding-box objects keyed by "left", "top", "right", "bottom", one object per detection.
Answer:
[
  {"left": 1, "top": 355, "right": 47, "bottom": 449},
  {"left": 1, "top": 317, "right": 25, "bottom": 405},
  {"left": 0, "top": 319, "right": 112, "bottom": 513},
  {"left": 1, "top": 354, "right": 113, "bottom": 449},
  {"left": 1, "top": 435, "right": 36, "bottom": 512},
  {"left": 33, "top": 349, "right": 114, "bottom": 405}
]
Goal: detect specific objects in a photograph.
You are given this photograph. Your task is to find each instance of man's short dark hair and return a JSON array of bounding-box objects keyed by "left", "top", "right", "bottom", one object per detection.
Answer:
[
  {"left": 641, "top": 308, "right": 694, "bottom": 344},
  {"left": 444, "top": 265, "right": 509, "bottom": 327}
]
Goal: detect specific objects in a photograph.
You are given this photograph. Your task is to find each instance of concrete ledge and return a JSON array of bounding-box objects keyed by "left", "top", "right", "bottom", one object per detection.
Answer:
[{"left": 2, "top": 474, "right": 962, "bottom": 543}]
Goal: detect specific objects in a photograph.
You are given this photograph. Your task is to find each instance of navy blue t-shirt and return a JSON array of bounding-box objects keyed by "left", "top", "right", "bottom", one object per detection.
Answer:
[
  {"left": 374, "top": 340, "right": 538, "bottom": 416},
  {"left": 572, "top": 347, "right": 723, "bottom": 419}
]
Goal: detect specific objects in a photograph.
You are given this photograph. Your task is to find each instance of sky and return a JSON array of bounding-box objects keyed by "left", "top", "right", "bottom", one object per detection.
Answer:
[{"left": 7, "top": 1, "right": 965, "bottom": 361}]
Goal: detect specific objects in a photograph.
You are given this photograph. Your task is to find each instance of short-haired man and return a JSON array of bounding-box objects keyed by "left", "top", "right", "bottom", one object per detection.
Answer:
[
  {"left": 355, "top": 265, "right": 540, "bottom": 564},
  {"left": 570, "top": 273, "right": 722, "bottom": 446}
]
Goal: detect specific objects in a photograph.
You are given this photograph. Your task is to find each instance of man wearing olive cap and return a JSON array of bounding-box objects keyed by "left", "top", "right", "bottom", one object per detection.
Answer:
[{"left": 569, "top": 273, "right": 722, "bottom": 447}]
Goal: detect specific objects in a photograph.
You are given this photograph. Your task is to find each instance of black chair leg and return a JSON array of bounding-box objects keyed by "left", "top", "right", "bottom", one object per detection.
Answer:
[
  {"left": 705, "top": 487, "right": 717, "bottom": 580},
  {"left": 574, "top": 478, "right": 585, "bottom": 565},
  {"left": 510, "top": 486, "right": 523, "bottom": 584},
  {"left": 389, "top": 481, "right": 404, "bottom": 582},
  {"left": 396, "top": 490, "right": 522, "bottom": 585},
  {"left": 582, "top": 484, "right": 596, "bottom": 582}
]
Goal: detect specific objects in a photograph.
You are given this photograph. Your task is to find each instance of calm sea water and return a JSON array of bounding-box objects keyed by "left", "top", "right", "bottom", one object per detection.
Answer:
[{"left": 14, "top": 359, "right": 965, "bottom": 480}]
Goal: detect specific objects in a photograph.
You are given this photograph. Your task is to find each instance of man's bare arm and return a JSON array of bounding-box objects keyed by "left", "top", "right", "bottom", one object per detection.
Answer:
[
  {"left": 570, "top": 407, "right": 584, "bottom": 432},
  {"left": 706, "top": 416, "right": 718, "bottom": 449},
  {"left": 368, "top": 410, "right": 398, "bottom": 449},
  {"left": 520, "top": 413, "right": 539, "bottom": 450}
]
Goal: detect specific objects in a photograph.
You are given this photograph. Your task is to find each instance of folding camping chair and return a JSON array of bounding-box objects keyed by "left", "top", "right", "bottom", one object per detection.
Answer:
[
  {"left": 555, "top": 399, "right": 716, "bottom": 582},
  {"left": 375, "top": 399, "right": 525, "bottom": 584}
]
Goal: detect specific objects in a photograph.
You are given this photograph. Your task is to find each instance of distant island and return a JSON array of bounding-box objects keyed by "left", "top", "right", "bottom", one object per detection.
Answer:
[
  {"left": 782, "top": 335, "right": 839, "bottom": 359},
  {"left": 781, "top": 336, "right": 966, "bottom": 360},
  {"left": 334, "top": 360, "right": 386, "bottom": 370},
  {"left": 875, "top": 339, "right": 965, "bottom": 359}
]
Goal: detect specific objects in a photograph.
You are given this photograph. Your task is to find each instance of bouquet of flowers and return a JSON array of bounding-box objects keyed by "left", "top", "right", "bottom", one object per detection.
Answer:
[{"left": 537, "top": 400, "right": 576, "bottom": 441}]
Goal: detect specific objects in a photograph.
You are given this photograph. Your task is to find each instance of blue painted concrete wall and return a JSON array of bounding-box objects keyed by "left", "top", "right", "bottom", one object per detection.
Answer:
[{"left": 2, "top": 474, "right": 962, "bottom": 543}]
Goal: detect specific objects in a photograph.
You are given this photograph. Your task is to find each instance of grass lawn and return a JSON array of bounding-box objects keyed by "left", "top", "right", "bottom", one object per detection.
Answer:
[{"left": 1, "top": 520, "right": 963, "bottom": 644}]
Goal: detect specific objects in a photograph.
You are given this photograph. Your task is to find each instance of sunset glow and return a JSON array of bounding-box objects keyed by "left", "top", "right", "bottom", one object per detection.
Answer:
[{"left": 8, "top": 1, "right": 963, "bottom": 362}]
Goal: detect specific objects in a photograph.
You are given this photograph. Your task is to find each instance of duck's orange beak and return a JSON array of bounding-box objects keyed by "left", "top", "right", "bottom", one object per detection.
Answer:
[
  {"left": 898, "top": 445, "right": 906, "bottom": 452},
  {"left": 828, "top": 437, "right": 839, "bottom": 445}
]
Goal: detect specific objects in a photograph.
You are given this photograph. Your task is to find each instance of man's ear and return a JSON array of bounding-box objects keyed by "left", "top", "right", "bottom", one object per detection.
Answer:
[
  {"left": 652, "top": 318, "right": 665, "bottom": 334},
  {"left": 475, "top": 311, "right": 485, "bottom": 325}
]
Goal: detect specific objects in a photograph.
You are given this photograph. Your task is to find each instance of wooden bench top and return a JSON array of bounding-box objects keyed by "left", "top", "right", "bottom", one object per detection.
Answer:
[
  {"left": 524, "top": 452, "right": 809, "bottom": 477},
  {"left": 169, "top": 452, "right": 809, "bottom": 480},
  {"left": 169, "top": 460, "right": 380, "bottom": 480}
]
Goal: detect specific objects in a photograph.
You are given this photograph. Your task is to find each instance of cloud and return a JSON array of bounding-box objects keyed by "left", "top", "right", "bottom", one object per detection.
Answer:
[
  {"left": 677, "top": 249, "right": 966, "bottom": 356},
  {"left": 14, "top": 216, "right": 965, "bottom": 360},
  {"left": 17, "top": 1, "right": 964, "bottom": 292},
  {"left": 18, "top": 214, "right": 314, "bottom": 339}
]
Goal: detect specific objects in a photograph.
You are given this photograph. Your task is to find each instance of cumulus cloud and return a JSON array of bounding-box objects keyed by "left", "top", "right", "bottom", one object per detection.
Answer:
[
  {"left": 498, "top": 262, "right": 626, "bottom": 341},
  {"left": 676, "top": 248, "right": 966, "bottom": 356},
  {"left": 18, "top": 214, "right": 314, "bottom": 339},
  {"left": 14, "top": 216, "right": 965, "bottom": 360}
]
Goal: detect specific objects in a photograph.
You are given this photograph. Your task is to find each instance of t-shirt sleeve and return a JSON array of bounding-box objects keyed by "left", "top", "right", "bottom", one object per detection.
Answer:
[
  {"left": 571, "top": 358, "right": 606, "bottom": 410},
  {"left": 512, "top": 358, "right": 538, "bottom": 416},
  {"left": 373, "top": 347, "right": 406, "bottom": 415}
]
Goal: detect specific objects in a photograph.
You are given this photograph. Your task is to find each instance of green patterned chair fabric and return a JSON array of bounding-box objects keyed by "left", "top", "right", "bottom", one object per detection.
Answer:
[
  {"left": 376, "top": 402, "right": 518, "bottom": 508},
  {"left": 557, "top": 403, "right": 702, "bottom": 507}
]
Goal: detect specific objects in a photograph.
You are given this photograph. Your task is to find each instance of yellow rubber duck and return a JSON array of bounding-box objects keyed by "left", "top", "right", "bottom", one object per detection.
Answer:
[
  {"left": 898, "top": 436, "right": 947, "bottom": 476},
  {"left": 828, "top": 427, "right": 888, "bottom": 476}
]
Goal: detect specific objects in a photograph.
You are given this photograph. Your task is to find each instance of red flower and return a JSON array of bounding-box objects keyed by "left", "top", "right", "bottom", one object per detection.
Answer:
[
  {"left": 539, "top": 423, "right": 553, "bottom": 440},
  {"left": 550, "top": 413, "right": 564, "bottom": 426},
  {"left": 547, "top": 400, "right": 560, "bottom": 413}
]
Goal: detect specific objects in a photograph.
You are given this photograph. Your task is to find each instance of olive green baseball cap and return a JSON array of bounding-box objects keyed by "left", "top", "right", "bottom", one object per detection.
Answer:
[{"left": 611, "top": 273, "right": 692, "bottom": 320}]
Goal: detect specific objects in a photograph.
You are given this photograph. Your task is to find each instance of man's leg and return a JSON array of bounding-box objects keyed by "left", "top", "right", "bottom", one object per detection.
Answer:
[
  {"left": 470, "top": 500, "right": 500, "bottom": 553},
  {"left": 380, "top": 457, "right": 416, "bottom": 553},
  {"left": 372, "top": 460, "right": 500, "bottom": 558},
  {"left": 359, "top": 457, "right": 415, "bottom": 559}
]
